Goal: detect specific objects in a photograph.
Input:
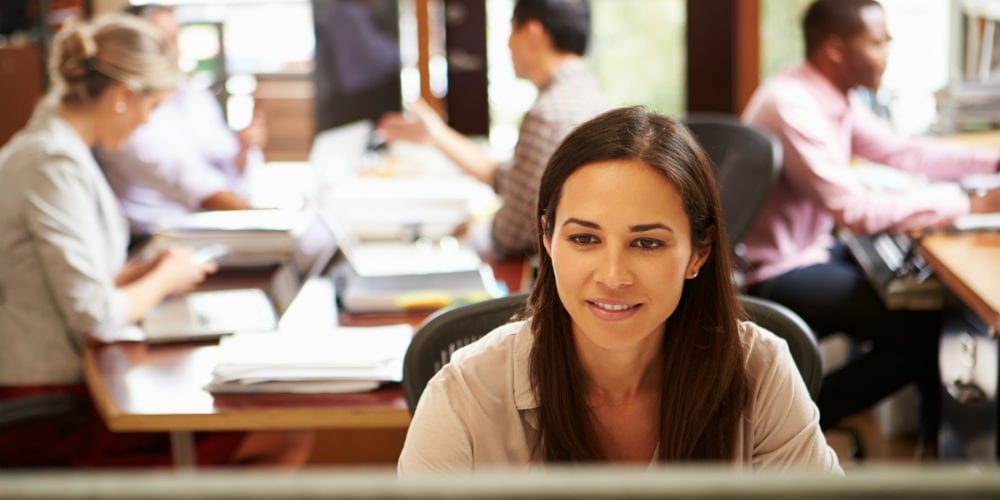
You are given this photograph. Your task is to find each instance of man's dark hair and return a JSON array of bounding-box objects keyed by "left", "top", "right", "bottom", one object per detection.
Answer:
[
  {"left": 512, "top": 0, "right": 590, "bottom": 56},
  {"left": 803, "top": 0, "right": 881, "bottom": 56}
]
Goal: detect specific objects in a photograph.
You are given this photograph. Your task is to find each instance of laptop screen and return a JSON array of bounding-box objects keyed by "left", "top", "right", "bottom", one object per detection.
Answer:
[{"left": 268, "top": 216, "right": 338, "bottom": 315}]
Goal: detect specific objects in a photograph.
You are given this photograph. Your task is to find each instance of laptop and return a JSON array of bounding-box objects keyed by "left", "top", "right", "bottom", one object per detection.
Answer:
[{"left": 142, "top": 215, "right": 338, "bottom": 343}]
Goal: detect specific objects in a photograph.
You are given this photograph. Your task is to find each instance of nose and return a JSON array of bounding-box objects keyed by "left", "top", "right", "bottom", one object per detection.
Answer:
[{"left": 595, "top": 246, "right": 634, "bottom": 289}]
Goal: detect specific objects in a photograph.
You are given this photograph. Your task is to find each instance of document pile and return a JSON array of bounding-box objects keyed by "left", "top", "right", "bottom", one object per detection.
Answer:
[
  {"left": 206, "top": 324, "right": 413, "bottom": 394},
  {"left": 935, "top": 82, "right": 1000, "bottom": 133},
  {"left": 324, "top": 174, "right": 497, "bottom": 241},
  {"left": 153, "top": 209, "right": 311, "bottom": 267}
]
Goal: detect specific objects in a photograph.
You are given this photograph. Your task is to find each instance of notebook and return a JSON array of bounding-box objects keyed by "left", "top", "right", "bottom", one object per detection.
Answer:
[
  {"left": 327, "top": 217, "right": 505, "bottom": 313},
  {"left": 142, "top": 215, "right": 338, "bottom": 343},
  {"left": 329, "top": 216, "right": 482, "bottom": 277}
]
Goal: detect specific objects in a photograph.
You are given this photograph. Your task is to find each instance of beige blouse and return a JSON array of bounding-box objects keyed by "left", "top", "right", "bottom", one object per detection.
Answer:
[{"left": 398, "top": 319, "right": 842, "bottom": 474}]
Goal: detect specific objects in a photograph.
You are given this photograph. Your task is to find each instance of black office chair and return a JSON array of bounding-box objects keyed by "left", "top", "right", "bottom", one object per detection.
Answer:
[
  {"left": 738, "top": 295, "right": 822, "bottom": 401},
  {"left": 684, "top": 114, "right": 782, "bottom": 263},
  {"left": 0, "top": 391, "right": 88, "bottom": 466},
  {"left": 0, "top": 393, "right": 86, "bottom": 429},
  {"left": 402, "top": 293, "right": 529, "bottom": 414},
  {"left": 402, "top": 293, "right": 821, "bottom": 414}
]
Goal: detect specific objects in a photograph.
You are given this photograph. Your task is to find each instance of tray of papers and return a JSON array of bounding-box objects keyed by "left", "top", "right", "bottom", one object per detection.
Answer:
[{"left": 206, "top": 324, "right": 413, "bottom": 394}]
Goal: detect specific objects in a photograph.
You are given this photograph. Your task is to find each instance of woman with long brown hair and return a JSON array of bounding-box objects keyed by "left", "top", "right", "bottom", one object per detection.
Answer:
[{"left": 399, "top": 107, "right": 840, "bottom": 472}]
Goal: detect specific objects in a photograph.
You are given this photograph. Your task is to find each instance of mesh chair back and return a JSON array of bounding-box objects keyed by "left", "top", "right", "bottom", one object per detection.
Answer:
[
  {"left": 739, "top": 295, "right": 822, "bottom": 401},
  {"left": 403, "top": 293, "right": 820, "bottom": 413},
  {"left": 403, "top": 293, "right": 529, "bottom": 414},
  {"left": 684, "top": 114, "right": 782, "bottom": 257}
]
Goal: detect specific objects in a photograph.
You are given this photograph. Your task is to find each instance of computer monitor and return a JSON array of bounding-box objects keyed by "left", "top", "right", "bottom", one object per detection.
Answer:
[{"left": 2, "top": 465, "right": 1000, "bottom": 499}]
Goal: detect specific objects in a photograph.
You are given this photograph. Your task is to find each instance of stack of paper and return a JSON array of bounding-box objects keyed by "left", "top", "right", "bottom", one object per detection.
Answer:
[
  {"left": 953, "top": 213, "right": 1000, "bottom": 232},
  {"left": 153, "top": 209, "right": 311, "bottom": 267},
  {"left": 206, "top": 324, "right": 413, "bottom": 394},
  {"left": 935, "top": 82, "right": 1000, "bottom": 132},
  {"left": 323, "top": 175, "right": 498, "bottom": 241}
]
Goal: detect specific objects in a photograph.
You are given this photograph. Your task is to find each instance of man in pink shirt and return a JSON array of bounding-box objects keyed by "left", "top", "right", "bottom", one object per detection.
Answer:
[{"left": 742, "top": 0, "right": 1000, "bottom": 448}]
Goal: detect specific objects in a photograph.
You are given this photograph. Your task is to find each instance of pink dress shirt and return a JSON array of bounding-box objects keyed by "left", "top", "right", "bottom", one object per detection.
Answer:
[{"left": 740, "top": 62, "right": 999, "bottom": 284}]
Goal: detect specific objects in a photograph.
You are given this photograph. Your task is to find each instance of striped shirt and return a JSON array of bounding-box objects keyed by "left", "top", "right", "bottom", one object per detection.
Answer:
[{"left": 491, "top": 58, "right": 610, "bottom": 258}]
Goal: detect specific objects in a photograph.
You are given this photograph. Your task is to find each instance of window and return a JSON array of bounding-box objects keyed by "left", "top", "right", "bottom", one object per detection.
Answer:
[
  {"left": 759, "top": 0, "right": 953, "bottom": 134},
  {"left": 485, "top": 0, "right": 686, "bottom": 158}
]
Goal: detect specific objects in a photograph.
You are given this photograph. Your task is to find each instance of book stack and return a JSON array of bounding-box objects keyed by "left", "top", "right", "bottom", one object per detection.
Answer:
[
  {"left": 935, "top": 83, "right": 1000, "bottom": 133},
  {"left": 153, "top": 209, "right": 311, "bottom": 267},
  {"left": 206, "top": 324, "right": 413, "bottom": 394}
]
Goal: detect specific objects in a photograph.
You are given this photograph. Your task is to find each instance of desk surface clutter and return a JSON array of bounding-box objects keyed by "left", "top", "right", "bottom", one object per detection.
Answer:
[{"left": 207, "top": 324, "right": 413, "bottom": 394}]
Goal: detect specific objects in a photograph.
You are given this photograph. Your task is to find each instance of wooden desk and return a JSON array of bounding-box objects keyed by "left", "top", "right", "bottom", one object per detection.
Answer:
[
  {"left": 918, "top": 232, "right": 1000, "bottom": 334},
  {"left": 940, "top": 130, "right": 1000, "bottom": 149},
  {"left": 84, "top": 257, "right": 527, "bottom": 467}
]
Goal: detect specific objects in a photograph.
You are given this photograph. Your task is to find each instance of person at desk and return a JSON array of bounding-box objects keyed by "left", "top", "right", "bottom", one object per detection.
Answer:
[
  {"left": 740, "top": 0, "right": 1000, "bottom": 448},
  {"left": 399, "top": 107, "right": 841, "bottom": 473},
  {"left": 94, "top": 3, "right": 260, "bottom": 240},
  {"left": 0, "top": 14, "right": 309, "bottom": 467},
  {"left": 376, "top": 0, "right": 609, "bottom": 258}
]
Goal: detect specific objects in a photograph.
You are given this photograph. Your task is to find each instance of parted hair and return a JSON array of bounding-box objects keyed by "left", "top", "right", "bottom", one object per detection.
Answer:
[
  {"left": 526, "top": 106, "right": 750, "bottom": 462},
  {"left": 803, "top": 0, "right": 882, "bottom": 57},
  {"left": 50, "top": 13, "right": 180, "bottom": 105}
]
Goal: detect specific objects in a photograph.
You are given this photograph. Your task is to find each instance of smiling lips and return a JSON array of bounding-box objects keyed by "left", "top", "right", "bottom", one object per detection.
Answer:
[{"left": 587, "top": 300, "right": 641, "bottom": 320}]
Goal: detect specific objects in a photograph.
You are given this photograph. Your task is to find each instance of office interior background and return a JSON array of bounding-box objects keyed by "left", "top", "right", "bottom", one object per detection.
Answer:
[
  {"left": 0, "top": 0, "right": 984, "bottom": 155},
  {"left": 2, "top": 0, "right": 1000, "bottom": 493}
]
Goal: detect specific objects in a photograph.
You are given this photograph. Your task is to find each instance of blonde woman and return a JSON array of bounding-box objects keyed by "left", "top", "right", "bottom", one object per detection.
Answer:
[{"left": 0, "top": 14, "right": 310, "bottom": 467}]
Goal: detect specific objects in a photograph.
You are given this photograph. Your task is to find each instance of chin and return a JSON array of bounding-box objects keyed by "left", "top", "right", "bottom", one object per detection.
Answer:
[{"left": 97, "top": 137, "right": 125, "bottom": 151}]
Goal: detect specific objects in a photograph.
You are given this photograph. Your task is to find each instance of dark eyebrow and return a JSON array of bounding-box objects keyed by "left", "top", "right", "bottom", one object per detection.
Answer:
[
  {"left": 562, "top": 218, "right": 600, "bottom": 229},
  {"left": 630, "top": 223, "right": 674, "bottom": 233},
  {"left": 562, "top": 218, "right": 674, "bottom": 234}
]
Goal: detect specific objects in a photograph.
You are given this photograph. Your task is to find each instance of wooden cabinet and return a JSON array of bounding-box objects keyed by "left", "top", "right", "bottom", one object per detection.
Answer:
[
  {"left": 253, "top": 74, "right": 315, "bottom": 161},
  {"left": 0, "top": 44, "right": 44, "bottom": 147}
]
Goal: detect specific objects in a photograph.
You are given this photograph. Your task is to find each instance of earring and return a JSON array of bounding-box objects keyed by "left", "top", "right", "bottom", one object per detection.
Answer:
[
  {"left": 689, "top": 271, "right": 699, "bottom": 279},
  {"left": 114, "top": 101, "right": 127, "bottom": 114}
]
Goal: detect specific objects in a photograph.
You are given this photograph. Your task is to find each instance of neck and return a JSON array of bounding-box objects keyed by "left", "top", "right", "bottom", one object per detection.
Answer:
[
  {"left": 56, "top": 103, "right": 99, "bottom": 147},
  {"left": 807, "top": 57, "right": 852, "bottom": 96},
  {"left": 529, "top": 52, "right": 579, "bottom": 89},
  {"left": 578, "top": 339, "right": 663, "bottom": 407}
]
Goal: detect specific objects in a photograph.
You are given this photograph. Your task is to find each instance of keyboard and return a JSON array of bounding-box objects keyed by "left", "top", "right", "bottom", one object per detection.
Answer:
[{"left": 840, "top": 229, "right": 945, "bottom": 310}]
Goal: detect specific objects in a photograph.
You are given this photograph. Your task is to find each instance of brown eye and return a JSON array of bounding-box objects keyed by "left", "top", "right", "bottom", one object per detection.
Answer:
[
  {"left": 569, "top": 234, "right": 599, "bottom": 245},
  {"left": 632, "top": 238, "right": 663, "bottom": 250}
]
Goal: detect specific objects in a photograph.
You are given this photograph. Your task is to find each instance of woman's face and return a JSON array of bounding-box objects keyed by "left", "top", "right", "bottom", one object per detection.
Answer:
[
  {"left": 543, "top": 159, "right": 709, "bottom": 357},
  {"left": 97, "top": 87, "right": 172, "bottom": 150}
]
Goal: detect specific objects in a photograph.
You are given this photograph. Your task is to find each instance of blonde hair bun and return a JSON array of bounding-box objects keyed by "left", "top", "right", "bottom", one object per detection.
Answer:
[{"left": 51, "top": 13, "right": 181, "bottom": 104}]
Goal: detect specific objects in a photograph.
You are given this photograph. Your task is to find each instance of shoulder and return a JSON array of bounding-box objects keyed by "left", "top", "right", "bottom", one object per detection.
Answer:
[
  {"left": 739, "top": 320, "right": 792, "bottom": 378},
  {"left": 428, "top": 320, "right": 530, "bottom": 406},
  {"left": 446, "top": 320, "right": 529, "bottom": 375},
  {"left": 744, "top": 67, "right": 818, "bottom": 123},
  {"left": 530, "top": 65, "right": 609, "bottom": 126},
  {"left": 1, "top": 128, "right": 84, "bottom": 186}
]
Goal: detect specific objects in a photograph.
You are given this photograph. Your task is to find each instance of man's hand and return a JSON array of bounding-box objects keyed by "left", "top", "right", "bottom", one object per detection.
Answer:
[
  {"left": 970, "top": 186, "right": 1000, "bottom": 214},
  {"left": 235, "top": 110, "right": 268, "bottom": 173},
  {"left": 375, "top": 99, "right": 445, "bottom": 145}
]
